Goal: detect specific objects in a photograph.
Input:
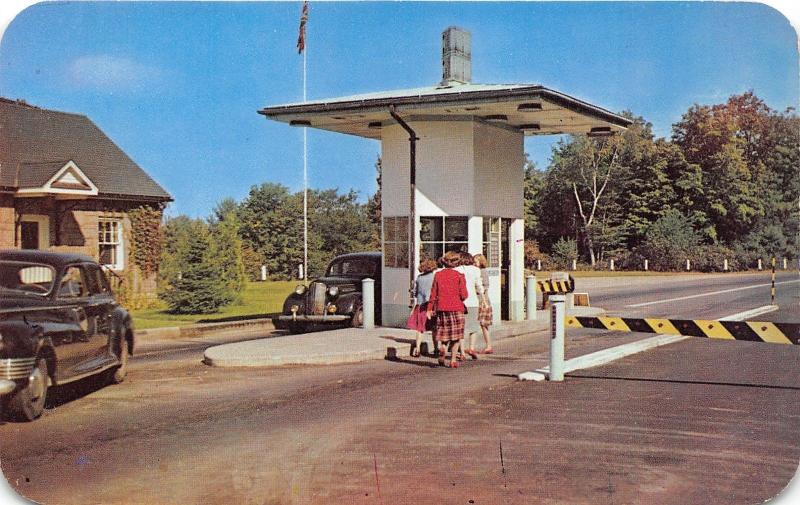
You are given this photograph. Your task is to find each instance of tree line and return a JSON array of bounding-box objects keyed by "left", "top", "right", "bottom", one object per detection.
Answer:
[
  {"left": 159, "top": 92, "right": 797, "bottom": 313},
  {"left": 527, "top": 91, "right": 798, "bottom": 271}
]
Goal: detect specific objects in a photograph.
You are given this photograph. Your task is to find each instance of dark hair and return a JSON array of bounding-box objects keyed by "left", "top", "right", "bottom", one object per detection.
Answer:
[{"left": 459, "top": 251, "right": 474, "bottom": 266}]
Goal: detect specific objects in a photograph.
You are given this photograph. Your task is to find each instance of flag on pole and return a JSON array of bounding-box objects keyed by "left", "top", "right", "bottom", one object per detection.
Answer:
[{"left": 297, "top": 1, "right": 309, "bottom": 54}]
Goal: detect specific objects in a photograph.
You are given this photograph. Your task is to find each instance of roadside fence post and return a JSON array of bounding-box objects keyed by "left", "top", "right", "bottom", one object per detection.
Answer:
[
  {"left": 299, "top": 263, "right": 305, "bottom": 280},
  {"left": 537, "top": 259, "right": 542, "bottom": 271},
  {"left": 783, "top": 258, "right": 788, "bottom": 270},
  {"left": 610, "top": 259, "right": 615, "bottom": 271},
  {"left": 758, "top": 258, "right": 763, "bottom": 271},
  {"left": 771, "top": 258, "right": 776, "bottom": 305},
  {"left": 362, "top": 278, "right": 375, "bottom": 329},
  {"left": 644, "top": 259, "right": 648, "bottom": 271},
  {"left": 549, "top": 294, "right": 566, "bottom": 381},
  {"left": 571, "top": 259, "right": 577, "bottom": 271},
  {"left": 724, "top": 258, "right": 728, "bottom": 271},
  {"left": 686, "top": 259, "right": 690, "bottom": 271},
  {"left": 526, "top": 275, "right": 537, "bottom": 321},
  {"left": 260, "top": 265, "right": 267, "bottom": 281}
]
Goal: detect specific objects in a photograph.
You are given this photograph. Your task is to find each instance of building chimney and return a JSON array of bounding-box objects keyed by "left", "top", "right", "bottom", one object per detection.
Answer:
[{"left": 441, "top": 27, "right": 471, "bottom": 86}]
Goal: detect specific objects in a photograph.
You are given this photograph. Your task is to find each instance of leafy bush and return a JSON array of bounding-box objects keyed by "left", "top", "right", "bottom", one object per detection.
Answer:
[
  {"left": 550, "top": 237, "right": 578, "bottom": 269},
  {"left": 524, "top": 240, "right": 556, "bottom": 270},
  {"left": 632, "top": 210, "right": 700, "bottom": 271}
]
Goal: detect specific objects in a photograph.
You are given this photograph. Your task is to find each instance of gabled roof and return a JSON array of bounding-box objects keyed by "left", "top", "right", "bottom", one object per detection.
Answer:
[
  {"left": 259, "top": 83, "right": 632, "bottom": 140},
  {"left": 0, "top": 98, "right": 171, "bottom": 201}
]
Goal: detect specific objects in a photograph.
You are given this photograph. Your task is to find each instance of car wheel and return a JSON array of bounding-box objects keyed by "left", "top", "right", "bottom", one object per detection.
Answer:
[
  {"left": 109, "top": 336, "right": 129, "bottom": 384},
  {"left": 8, "top": 357, "right": 49, "bottom": 422},
  {"left": 351, "top": 304, "right": 364, "bottom": 328}
]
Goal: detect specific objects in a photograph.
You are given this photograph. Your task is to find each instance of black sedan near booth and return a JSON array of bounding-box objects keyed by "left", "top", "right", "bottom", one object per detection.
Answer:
[
  {"left": 0, "top": 250, "right": 133, "bottom": 421},
  {"left": 275, "top": 252, "right": 381, "bottom": 333}
]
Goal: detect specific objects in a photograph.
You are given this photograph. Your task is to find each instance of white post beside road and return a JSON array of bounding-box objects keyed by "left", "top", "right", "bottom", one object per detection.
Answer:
[
  {"left": 610, "top": 259, "right": 615, "bottom": 271},
  {"left": 686, "top": 259, "right": 690, "bottom": 271},
  {"left": 783, "top": 258, "right": 788, "bottom": 270},
  {"left": 571, "top": 259, "right": 577, "bottom": 271},
  {"left": 758, "top": 258, "right": 763, "bottom": 271},
  {"left": 362, "top": 278, "right": 375, "bottom": 330},
  {"left": 723, "top": 258, "right": 728, "bottom": 271},
  {"left": 260, "top": 265, "right": 267, "bottom": 281},
  {"left": 548, "top": 294, "right": 566, "bottom": 381},
  {"left": 298, "top": 264, "right": 304, "bottom": 280},
  {"left": 644, "top": 259, "right": 648, "bottom": 271},
  {"left": 526, "top": 275, "right": 536, "bottom": 320}
]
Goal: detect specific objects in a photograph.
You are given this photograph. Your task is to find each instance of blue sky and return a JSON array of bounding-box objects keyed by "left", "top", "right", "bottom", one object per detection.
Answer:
[{"left": 0, "top": 1, "right": 797, "bottom": 218}]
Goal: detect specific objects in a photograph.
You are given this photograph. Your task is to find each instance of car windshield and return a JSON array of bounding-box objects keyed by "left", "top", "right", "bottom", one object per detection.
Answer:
[
  {"left": 0, "top": 261, "right": 56, "bottom": 296},
  {"left": 327, "top": 258, "right": 376, "bottom": 277}
]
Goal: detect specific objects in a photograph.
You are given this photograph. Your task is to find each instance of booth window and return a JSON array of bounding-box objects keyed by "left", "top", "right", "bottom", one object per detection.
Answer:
[
  {"left": 98, "top": 219, "right": 124, "bottom": 270},
  {"left": 383, "top": 216, "right": 409, "bottom": 268},
  {"left": 420, "top": 216, "right": 468, "bottom": 261},
  {"left": 482, "top": 217, "right": 501, "bottom": 268}
]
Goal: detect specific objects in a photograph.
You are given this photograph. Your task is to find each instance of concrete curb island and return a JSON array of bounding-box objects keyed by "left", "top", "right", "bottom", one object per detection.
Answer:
[
  {"left": 135, "top": 317, "right": 275, "bottom": 342},
  {"left": 202, "top": 307, "right": 606, "bottom": 368}
]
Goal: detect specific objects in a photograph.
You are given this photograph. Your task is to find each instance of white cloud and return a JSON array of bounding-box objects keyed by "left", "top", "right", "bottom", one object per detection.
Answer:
[{"left": 67, "top": 54, "right": 163, "bottom": 91}]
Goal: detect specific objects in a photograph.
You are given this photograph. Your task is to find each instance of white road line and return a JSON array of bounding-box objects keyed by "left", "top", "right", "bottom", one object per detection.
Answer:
[
  {"left": 719, "top": 305, "right": 779, "bottom": 321},
  {"left": 626, "top": 280, "right": 799, "bottom": 308}
]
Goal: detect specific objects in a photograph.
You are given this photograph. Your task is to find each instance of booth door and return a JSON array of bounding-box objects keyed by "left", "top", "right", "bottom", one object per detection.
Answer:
[{"left": 500, "top": 219, "right": 511, "bottom": 320}]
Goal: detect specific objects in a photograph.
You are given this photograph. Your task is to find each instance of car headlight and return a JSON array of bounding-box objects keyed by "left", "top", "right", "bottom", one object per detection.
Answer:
[
  {"left": 328, "top": 286, "right": 339, "bottom": 297},
  {"left": 295, "top": 285, "right": 307, "bottom": 295}
]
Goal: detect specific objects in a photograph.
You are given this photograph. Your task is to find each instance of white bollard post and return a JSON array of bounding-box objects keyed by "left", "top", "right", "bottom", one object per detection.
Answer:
[
  {"left": 686, "top": 259, "right": 691, "bottom": 271},
  {"left": 610, "top": 259, "right": 615, "bottom": 271},
  {"left": 362, "top": 278, "right": 375, "bottom": 330},
  {"left": 758, "top": 259, "right": 762, "bottom": 271},
  {"left": 526, "top": 275, "right": 537, "bottom": 321},
  {"left": 571, "top": 259, "right": 577, "bottom": 271},
  {"left": 783, "top": 258, "right": 788, "bottom": 270},
  {"left": 260, "top": 265, "right": 267, "bottom": 281},
  {"left": 298, "top": 263, "right": 304, "bottom": 280},
  {"left": 549, "top": 294, "right": 566, "bottom": 381},
  {"left": 723, "top": 258, "right": 728, "bottom": 271},
  {"left": 644, "top": 259, "right": 648, "bottom": 271},
  {"left": 537, "top": 259, "right": 542, "bottom": 271}
]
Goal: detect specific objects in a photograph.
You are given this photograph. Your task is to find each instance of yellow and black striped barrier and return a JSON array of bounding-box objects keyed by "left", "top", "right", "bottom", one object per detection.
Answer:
[
  {"left": 566, "top": 316, "right": 800, "bottom": 345},
  {"left": 537, "top": 278, "right": 575, "bottom": 294}
]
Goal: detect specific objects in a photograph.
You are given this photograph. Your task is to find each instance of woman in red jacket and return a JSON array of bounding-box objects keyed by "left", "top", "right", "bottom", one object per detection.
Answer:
[{"left": 427, "top": 250, "right": 468, "bottom": 368}]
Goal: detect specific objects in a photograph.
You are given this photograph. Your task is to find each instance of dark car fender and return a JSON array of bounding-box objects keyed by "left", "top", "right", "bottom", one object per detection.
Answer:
[{"left": 335, "top": 292, "right": 362, "bottom": 315}]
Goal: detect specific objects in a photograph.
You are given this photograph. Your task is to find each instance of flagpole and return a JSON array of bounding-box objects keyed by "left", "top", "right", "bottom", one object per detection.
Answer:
[{"left": 303, "top": 44, "right": 308, "bottom": 283}]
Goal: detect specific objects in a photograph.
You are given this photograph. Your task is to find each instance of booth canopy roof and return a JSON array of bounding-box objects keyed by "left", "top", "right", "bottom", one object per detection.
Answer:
[{"left": 259, "top": 83, "right": 632, "bottom": 139}]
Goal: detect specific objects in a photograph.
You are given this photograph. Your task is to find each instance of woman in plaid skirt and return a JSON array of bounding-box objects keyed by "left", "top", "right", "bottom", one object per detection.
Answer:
[
  {"left": 427, "top": 251, "right": 468, "bottom": 368},
  {"left": 473, "top": 253, "right": 494, "bottom": 354}
]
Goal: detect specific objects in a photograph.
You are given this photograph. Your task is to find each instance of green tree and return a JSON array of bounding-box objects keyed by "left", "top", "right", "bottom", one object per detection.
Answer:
[
  {"left": 159, "top": 217, "right": 229, "bottom": 314},
  {"left": 210, "top": 209, "right": 246, "bottom": 304}
]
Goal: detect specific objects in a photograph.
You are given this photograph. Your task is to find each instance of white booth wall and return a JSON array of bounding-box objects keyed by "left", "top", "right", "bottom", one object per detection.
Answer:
[{"left": 380, "top": 119, "right": 525, "bottom": 327}]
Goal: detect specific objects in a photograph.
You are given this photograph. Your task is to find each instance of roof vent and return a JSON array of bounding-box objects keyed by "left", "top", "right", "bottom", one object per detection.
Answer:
[{"left": 441, "top": 27, "right": 471, "bottom": 86}]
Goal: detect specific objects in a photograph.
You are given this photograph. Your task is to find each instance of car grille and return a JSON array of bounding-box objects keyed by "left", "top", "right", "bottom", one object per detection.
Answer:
[
  {"left": 0, "top": 358, "right": 36, "bottom": 380},
  {"left": 309, "top": 281, "right": 326, "bottom": 315}
]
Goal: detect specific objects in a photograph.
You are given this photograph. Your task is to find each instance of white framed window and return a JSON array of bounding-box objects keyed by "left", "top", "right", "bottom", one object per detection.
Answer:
[
  {"left": 98, "top": 219, "right": 124, "bottom": 270},
  {"left": 419, "top": 216, "right": 468, "bottom": 262},
  {"left": 383, "top": 216, "right": 409, "bottom": 268}
]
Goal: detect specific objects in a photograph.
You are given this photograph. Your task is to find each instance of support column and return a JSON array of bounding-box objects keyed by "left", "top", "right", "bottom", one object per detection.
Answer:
[{"left": 509, "top": 218, "right": 525, "bottom": 321}]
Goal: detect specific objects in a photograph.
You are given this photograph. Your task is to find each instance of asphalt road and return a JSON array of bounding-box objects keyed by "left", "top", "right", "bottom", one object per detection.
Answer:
[{"left": 1, "top": 273, "right": 798, "bottom": 505}]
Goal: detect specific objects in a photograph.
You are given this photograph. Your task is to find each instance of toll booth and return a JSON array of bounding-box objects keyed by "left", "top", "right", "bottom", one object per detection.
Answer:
[{"left": 259, "top": 27, "right": 630, "bottom": 327}]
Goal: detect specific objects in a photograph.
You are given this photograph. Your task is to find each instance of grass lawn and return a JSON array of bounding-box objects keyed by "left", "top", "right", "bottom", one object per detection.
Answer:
[{"left": 131, "top": 280, "right": 297, "bottom": 330}]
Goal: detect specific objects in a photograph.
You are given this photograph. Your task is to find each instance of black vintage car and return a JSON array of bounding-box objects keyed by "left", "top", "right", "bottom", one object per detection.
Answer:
[
  {"left": 275, "top": 252, "right": 381, "bottom": 333},
  {"left": 0, "top": 250, "right": 133, "bottom": 421}
]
